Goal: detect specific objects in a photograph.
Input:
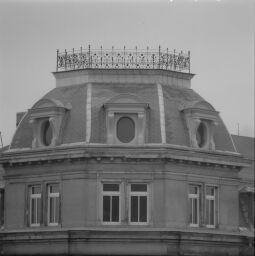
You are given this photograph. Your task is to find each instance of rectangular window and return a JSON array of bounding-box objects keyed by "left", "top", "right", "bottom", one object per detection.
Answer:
[
  {"left": 0, "top": 189, "right": 4, "bottom": 227},
  {"left": 205, "top": 186, "right": 216, "bottom": 228},
  {"left": 47, "top": 184, "right": 60, "bottom": 226},
  {"left": 130, "top": 184, "right": 148, "bottom": 224},
  {"left": 102, "top": 183, "right": 120, "bottom": 223},
  {"left": 29, "top": 185, "right": 41, "bottom": 227},
  {"left": 189, "top": 185, "right": 200, "bottom": 227}
]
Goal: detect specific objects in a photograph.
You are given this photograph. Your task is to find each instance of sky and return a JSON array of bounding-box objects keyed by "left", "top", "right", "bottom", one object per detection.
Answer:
[{"left": 0, "top": 0, "right": 254, "bottom": 147}]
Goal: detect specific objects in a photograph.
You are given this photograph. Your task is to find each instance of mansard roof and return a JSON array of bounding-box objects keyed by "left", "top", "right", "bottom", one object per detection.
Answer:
[{"left": 9, "top": 69, "right": 236, "bottom": 153}]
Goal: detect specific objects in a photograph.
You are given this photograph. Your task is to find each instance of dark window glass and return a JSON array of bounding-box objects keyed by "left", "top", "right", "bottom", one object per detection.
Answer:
[
  {"left": 42, "top": 120, "right": 53, "bottom": 146},
  {"left": 103, "top": 196, "right": 110, "bottom": 222},
  {"left": 140, "top": 196, "right": 147, "bottom": 222},
  {"left": 0, "top": 189, "right": 4, "bottom": 226},
  {"left": 117, "top": 117, "right": 135, "bottom": 143},
  {"left": 31, "top": 185, "right": 41, "bottom": 194},
  {"left": 189, "top": 185, "right": 199, "bottom": 195},
  {"left": 131, "top": 184, "right": 147, "bottom": 192},
  {"left": 206, "top": 186, "right": 215, "bottom": 196},
  {"left": 210, "top": 200, "right": 214, "bottom": 225},
  {"left": 112, "top": 196, "right": 119, "bottom": 222},
  {"left": 103, "top": 184, "right": 119, "bottom": 192},
  {"left": 196, "top": 122, "right": 207, "bottom": 148},
  {"left": 131, "top": 196, "right": 138, "bottom": 222}
]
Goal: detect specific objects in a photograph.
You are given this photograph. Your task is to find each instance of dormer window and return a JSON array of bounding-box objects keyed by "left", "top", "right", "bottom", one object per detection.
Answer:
[
  {"left": 103, "top": 94, "right": 149, "bottom": 145},
  {"left": 196, "top": 120, "right": 209, "bottom": 149},
  {"left": 41, "top": 119, "right": 53, "bottom": 146},
  {"left": 29, "top": 99, "right": 71, "bottom": 148},
  {"left": 116, "top": 116, "right": 135, "bottom": 143},
  {"left": 180, "top": 101, "right": 218, "bottom": 150}
]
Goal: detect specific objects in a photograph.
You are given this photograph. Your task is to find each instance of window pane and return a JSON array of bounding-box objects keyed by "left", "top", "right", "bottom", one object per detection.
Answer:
[
  {"left": 117, "top": 117, "right": 135, "bottom": 143},
  {"left": 112, "top": 196, "right": 119, "bottom": 222},
  {"left": 49, "top": 198, "right": 54, "bottom": 223},
  {"left": 205, "top": 200, "right": 209, "bottom": 225},
  {"left": 193, "top": 198, "right": 198, "bottom": 224},
  {"left": 103, "top": 184, "right": 119, "bottom": 192},
  {"left": 103, "top": 196, "right": 110, "bottom": 222},
  {"left": 32, "top": 185, "right": 40, "bottom": 194},
  {"left": 189, "top": 185, "right": 198, "bottom": 195},
  {"left": 50, "top": 184, "right": 59, "bottom": 193},
  {"left": 42, "top": 120, "right": 53, "bottom": 146},
  {"left": 37, "top": 198, "right": 41, "bottom": 224},
  {"left": 31, "top": 198, "right": 36, "bottom": 224},
  {"left": 55, "top": 197, "right": 59, "bottom": 223},
  {"left": 131, "top": 196, "right": 138, "bottom": 222},
  {"left": 131, "top": 184, "right": 147, "bottom": 192},
  {"left": 139, "top": 196, "right": 147, "bottom": 222},
  {"left": 210, "top": 200, "right": 214, "bottom": 225}
]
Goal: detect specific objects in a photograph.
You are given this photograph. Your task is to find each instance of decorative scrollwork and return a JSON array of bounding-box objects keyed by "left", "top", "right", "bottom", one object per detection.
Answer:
[{"left": 56, "top": 46, "right": 190, "bottom": 73}]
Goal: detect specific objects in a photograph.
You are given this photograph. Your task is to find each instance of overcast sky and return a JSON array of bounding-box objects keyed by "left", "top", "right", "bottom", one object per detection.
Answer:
[{"left": 0, "top": 0, "right": 254, "bottom": 147}]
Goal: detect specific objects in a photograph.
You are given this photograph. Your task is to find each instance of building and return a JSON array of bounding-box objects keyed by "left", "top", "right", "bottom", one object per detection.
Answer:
[{"left": 0, "top": 46, "right": 254, "bottom": 255}]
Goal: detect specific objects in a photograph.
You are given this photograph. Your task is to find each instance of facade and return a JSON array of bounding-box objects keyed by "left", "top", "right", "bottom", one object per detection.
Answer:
[{"left": 0, "top": 47, "right": 254, "bottom": 255}]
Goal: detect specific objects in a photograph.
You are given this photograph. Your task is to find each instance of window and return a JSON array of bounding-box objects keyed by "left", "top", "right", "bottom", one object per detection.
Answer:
[
  {"left": 41, "top": 120, "right": 53, "bottom": 146},
  {"left": 189, "top": 185, "right": 200, "bottom": 227},
  {"left": 47, "top": 184, "right": 60, "bottom": 226},
  {"left": 102, "top": 184, "right": 120, "bottom": 223},
  {"left": 129, "top": 184, "right": 148, "bottom": 224},
  {"left": 104, "top": 101, "right": 149, "bottom": 145},
  {"left": 117, "top": 117, "right": 135, "bottom": 143},
  {"left": 29, "top": 185, "right": 41, "bottom": 227},
  {"left": 0, "top": 189, "right": 4, "bottom": 227},
  {"left": 196, "top": 121, "right": 207, "bottom": 148},
  {"left": 205, "top": 186, "right": 216, "bottom": 228}
]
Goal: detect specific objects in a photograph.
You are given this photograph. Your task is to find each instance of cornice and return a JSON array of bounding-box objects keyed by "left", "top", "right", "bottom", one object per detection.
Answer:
[{"left": 0, "top": 144, "right": 251, "bottom": 169}]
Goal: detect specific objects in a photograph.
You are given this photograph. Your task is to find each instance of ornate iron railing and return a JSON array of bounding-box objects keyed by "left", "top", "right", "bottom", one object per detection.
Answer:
[{"left": 56, "top": 46, "right": 190, "bottom": 73}]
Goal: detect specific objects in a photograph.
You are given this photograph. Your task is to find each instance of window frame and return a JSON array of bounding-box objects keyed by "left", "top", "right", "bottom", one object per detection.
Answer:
[
  {"left": 47, "top": 183, "right": 60, "bottom": 226},
  {"left": 101, "top": 182, "right": 121, "bottom": 225},
  {"left": 129, "top": 183, "right": 149, "bottom": 225},
  {"left": 188, "top": 184, "right": 201, "bottom": 228},
  {"left": 29, "top": 185, "right": 42, "bottom": 227},
  {"left": 205, "top": 185, "right": 218, "bottom": 228}
]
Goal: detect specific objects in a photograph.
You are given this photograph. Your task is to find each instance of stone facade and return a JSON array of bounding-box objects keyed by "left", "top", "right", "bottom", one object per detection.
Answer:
[{"left": 0, "top": 67, "right": 253, "bottom": 255}]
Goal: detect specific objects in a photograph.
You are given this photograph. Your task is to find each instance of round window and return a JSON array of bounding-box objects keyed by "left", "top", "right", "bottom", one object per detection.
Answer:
[
  {"left": 41, "top": 120, "right": 53, "bottom": 146},
  {"left": 117, "top": 117, "right": 135, "bottom": 143},
  {"left": 196, "top": 122, "right": 207, "bottom": 148}
]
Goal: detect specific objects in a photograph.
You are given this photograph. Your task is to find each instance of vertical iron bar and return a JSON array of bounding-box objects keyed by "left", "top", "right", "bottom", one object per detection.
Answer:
[
  {"left": 123, "top": 46, "right": 126, "bottom": 69},
  {"left": 135, "top": 46, "right": 137, "bottom": 68},
  {"left": 65, "top": 49, "right": 67, "bottom": 71},
  {"left": 173, "top": 49, "right": 176, "bottom": 70},
  {"left": 100, "top": 46, "right": 103, "bottom": 68},
  {"left": 166, "top": 48, "right": 169, "bottom": 70},
  {"left": 146, "top": 46, "right": 149, "bottom": 69},
  {"left": 88, "top": 45, "right": 91, "bottom": 68},
  {"left": 56, "top": 49, "right": 59, "bottom": 72},
  {"left": 158, "top": 45, "right": 161, "bottom": 69},
  {"left": 80, "top": 46, "right": 83, "bottom": 69},
  {"left": 188, "top": 51, "right": 190, "bottom": 73},
  {"left": 112, "top": 46, "right": 114, "bottom": 68},
  {"left": 72, "top": 48, "right": 75, "bottom": 69}
]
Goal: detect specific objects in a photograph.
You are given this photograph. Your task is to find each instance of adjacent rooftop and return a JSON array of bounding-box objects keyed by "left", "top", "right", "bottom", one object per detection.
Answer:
[{"left": 56, "top": 46, "right": 190, "bottom": 73}]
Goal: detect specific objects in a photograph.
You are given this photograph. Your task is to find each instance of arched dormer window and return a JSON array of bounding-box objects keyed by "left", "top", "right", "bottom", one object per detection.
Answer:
[
  {"left": 28, "top": 99, "right": 71, "bottom": 148},
  {"left": 180, "top": 101, "right": 219, "bottom": 150},
  {"left": 103, "top": 94, "right": 149, "bottom": 145}
]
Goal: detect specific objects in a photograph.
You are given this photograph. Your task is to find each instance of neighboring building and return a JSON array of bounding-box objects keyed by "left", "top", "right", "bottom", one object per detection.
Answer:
[{"left": 0, "top": 46, "right": 253, "bottom": 255}]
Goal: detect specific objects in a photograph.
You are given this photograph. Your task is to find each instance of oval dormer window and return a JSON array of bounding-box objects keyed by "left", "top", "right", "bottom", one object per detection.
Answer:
[
  {"left": 42, "top": 120, "right": 53, "bottom": 146},
  {"left": 196, "top": 122, "right": 207, "bottom": 148},
  {"left": 117, "top": 117, "right": 135, "bottom": 143}
]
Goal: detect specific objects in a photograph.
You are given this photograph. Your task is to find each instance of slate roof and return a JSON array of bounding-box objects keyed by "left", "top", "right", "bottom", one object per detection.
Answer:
[
  {"left": 232, "top": 135, "right": 254, "bottom": 182},
  {"left": 9, "top": 76, "right": 236, "bottom": 152}
]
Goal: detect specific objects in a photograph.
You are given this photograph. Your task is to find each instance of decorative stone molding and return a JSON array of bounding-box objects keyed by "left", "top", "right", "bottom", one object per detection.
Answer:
[
  {"left": 28, "top": 99, "right": 71, "bottom": 148},
  {"left": 103, "top": 94, "right": 149, "bottom": 145},
  {"left": 180, "top": 101, "right": 219, "bottom": 150}
]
